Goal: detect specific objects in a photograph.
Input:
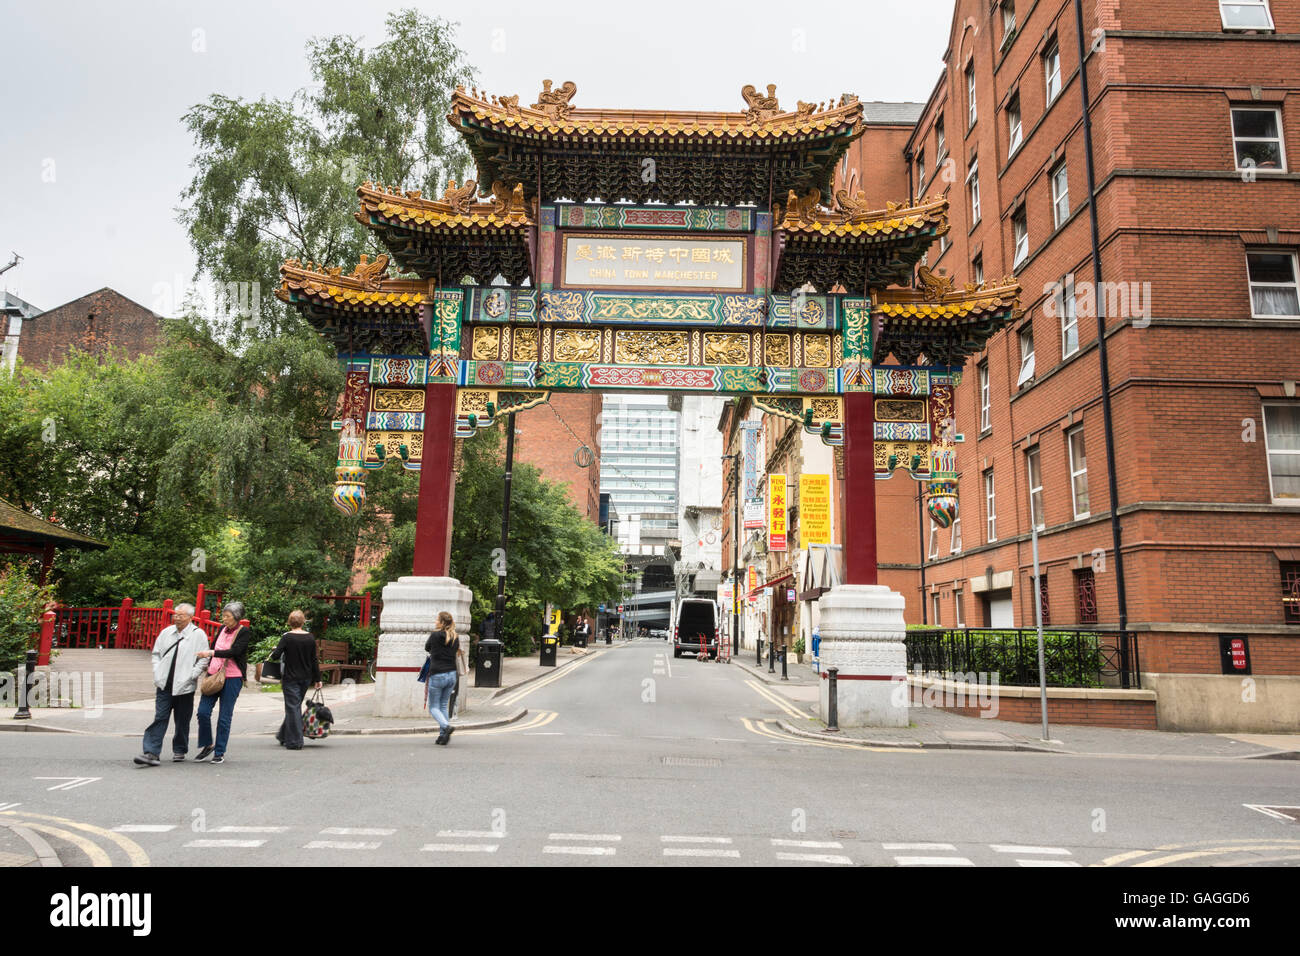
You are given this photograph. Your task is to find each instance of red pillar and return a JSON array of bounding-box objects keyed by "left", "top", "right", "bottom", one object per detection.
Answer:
[
  {"left": 37, "top": 611, "right": 55, "bottom": 666},
  {"left": 116, "top": 597, "right": 133, "bottom": 649},
  {"left": 411, "top": 382, "right": 458, "bottom": 577},
  {"left": 842, "top": 391, "right": 878, "bottom": 585},
  {"left": 37, "top": 541, "right": 55, "bottom": 586},
  {"left": 196, "top": 582, "right": 206, "bottom": 615}
]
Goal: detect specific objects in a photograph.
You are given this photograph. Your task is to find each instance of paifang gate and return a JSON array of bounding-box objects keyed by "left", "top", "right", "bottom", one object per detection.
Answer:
[{"left": 278, "top": 81, "right": 1021, "bottom": 726}]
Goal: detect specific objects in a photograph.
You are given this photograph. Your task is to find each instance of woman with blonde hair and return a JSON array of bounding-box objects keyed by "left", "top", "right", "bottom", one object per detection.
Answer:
[
  {"left": 423, "top": 610, "right": 465, "bottom": 745},
  {"left": 267, "top": 609, "right": 322, "bottom": 751}
]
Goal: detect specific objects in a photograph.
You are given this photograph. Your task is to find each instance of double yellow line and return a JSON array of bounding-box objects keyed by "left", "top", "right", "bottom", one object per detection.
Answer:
[
  {"left": 740, "top": 718, "right": 926, "bottom": 754},
  {"left": 462, "top": 710, "right": 558, "bottom": 735},
  {"left": 743, "top": 679, "right": 813, "bottom": 720},
  {"left": 494, "top": 651, "right": 603, "bottom": 707},
  {"left": 0, "top": 810, "right": 150, "bottom": 866},
  {"left": 1097, "top": 838, "right": 1300, "bottom": 867}
]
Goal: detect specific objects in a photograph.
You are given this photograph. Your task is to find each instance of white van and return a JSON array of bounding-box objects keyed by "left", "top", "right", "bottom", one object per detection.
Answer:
[{"left": 674, "top": 598, "right": 718, "bottom": 659}]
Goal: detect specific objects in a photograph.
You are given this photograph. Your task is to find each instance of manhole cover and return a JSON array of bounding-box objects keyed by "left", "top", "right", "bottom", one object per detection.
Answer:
[
  {"left": 830, "top": 830, "right": 859, "bottom": 840},
  {"left": 662, "top": 756, "right": 722, "bottom": 767}
]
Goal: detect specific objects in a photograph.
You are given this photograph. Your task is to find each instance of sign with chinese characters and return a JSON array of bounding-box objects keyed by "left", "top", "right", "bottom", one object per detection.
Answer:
[
  {"left": 799, "top": 473, "right": 832, "bottom": 545},
  {"left": 562, "top": 234, "right": 747, "bottom": 292},
  {"left": 743, "top": 500, "right": 765, "bottom": 530},
  {"left": 748, "top": 565, "right": 758, "bottom": 602},
  {"left": 768, "top": 474, "right": 788, "bottom": 552}
]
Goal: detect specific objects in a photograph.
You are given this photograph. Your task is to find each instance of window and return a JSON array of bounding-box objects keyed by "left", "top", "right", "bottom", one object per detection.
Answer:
[
  {"left": 1007, "top": 93, "right": 1023, "bottom": 156},
  {"left": 973, "top": 255, "right": 984, "bottom": 287},
  {"left": 954, "top": 589, "right": 965, "bottom": 627},
  {"left": 1017, "top": 324, "right": 1036, "bottom": 387},
  {"left": 1263, "top": 403, "right": 1300, "bottom": 503},
  {"left": 950, "top": 517, "right": 963, "bottom": 554},
  {"left": 967, "top": 161, "right": 981, "bottom": 224},
  {"left": 917, "top": 148, "right": 925, "bottom": 185},
  {"left": 985, "top": 470, "right": 997, "bottom": 542},
  {"left": 1044, "top": 42, "right": 1062, "bottom": 104},
  {"left": 1068, "top": 425, "right": 1090, "bottom": 518},
  {"left": 967, "top": 62, "right": 977, "bottom": 128},
  {"left": 1059, "top": 275, "right": 1079, "bottom": 357},
  {"left": 1232, "top": 107, "right": 1286, "bottom": 172},
  {"left": 1051, "top": 162, "right": 1070, "bottom": 227},
  {"left": 1247, "top": 251, "right": 1300, "bottom": 317},
  {"left": 979, "top": 362, "right": 991, "bottom": 431},
  {"left": 1284, "top": 562, "right": 1300, "bottom": 623},
  {"left": 1075, "top": 568, "right": 1098, "bottom": 624},
  {"left": 1221, "top": 1, "right": 1275, "bottom": 30},
  {"left": 1002, "top": 1, "right": 1017, "bottom": 37},
  {"left": 1012, "top": 206, "right": 1029, "bottom": 267},
  {"left": 931, "top": 592, "right": 942, "bottom": 625},
  {"left": 939, "top": 233, "right": 950, "bottom": 255},
  {"left": 928, "top": 520, "right": 940, "bottom": 559},
  {"left": 1026, "top": 446, "right": 1045, "bottom": 530},
  {"left": 936, "top": 114, "right": 946, "bottom": 158}
]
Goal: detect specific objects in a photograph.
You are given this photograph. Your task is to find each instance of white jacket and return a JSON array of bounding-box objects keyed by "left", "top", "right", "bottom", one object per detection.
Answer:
[{"left": 151, "top": 624, "right": 210, "bottom": 695}]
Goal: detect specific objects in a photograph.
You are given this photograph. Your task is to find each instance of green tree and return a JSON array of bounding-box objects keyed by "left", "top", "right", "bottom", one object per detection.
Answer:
[{"left": 0, "top": 564, "right": 55, "bottom": 673}]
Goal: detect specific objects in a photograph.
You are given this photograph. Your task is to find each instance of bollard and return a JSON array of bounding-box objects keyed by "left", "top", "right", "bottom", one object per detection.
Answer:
[
  {"left": 781, "top": 645, "right": 788, "bottom": 681},
  {"left": 826, "top": 666, "right": 840, "bottom": 732},
  {"left": 768, "top": 639, "right": 775, "bottom": 674},
  {"left": 755, "top": 636, "right": 762, "bottom": 667},
  {"left": 14, "top": 649, "right": 38, "bottom": 720}
]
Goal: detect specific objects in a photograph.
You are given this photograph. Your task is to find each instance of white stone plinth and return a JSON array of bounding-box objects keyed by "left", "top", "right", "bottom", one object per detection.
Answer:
[
  {"left": 816, "top": 584, "right": 909, "bottom": 728},
  {"left": 374, "top": 576, "right": 473, "bottom": 718}
]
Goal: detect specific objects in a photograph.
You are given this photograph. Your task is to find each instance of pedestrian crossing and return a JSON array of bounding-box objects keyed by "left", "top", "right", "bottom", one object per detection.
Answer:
[{"left": 104, "top": 820, "right": 1086, "bottom": 865}]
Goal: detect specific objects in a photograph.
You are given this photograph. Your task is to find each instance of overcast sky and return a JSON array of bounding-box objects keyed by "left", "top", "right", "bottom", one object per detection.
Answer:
[{"left": 1, "top": 0, "right": 955, "bottom": 312}]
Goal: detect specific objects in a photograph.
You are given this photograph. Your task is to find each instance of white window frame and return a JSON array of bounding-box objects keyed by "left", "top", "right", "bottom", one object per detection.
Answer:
[
  {"left": 967, "top": 161, "right": 982, "bottom": 225},
  {"left": 1220, "top": 1, "right": 1275, "bottom": 31},
  {"left": 979, "top": 362, "right": 991, "bottom": 431},
  {"left": 1247, "top": 250, "right": 1300, "bottom": 317},
  {"left": 917, "top": 148, "right": 925, "bottom": 185},
  {"left": 1059, "top": 275, "right": 1079, "bottom": 357},
  {"left": 936, "top": 116, "right": 946, "bottom": 160},
  {"left": 931, "top": 591, "right": 942, "bottom": 625},
  {"left": 1044, "top": 42, "right": 1062, "bottom": 105},
  {"left": 1002, "top": 1, "right": 1017, "bottom": 37},
  {"left": 1008, "top": 94, "right": 1023, "bottom": 156},
  {"left": 985, "top": 470, "right": 997, "bottom": 543},
  {"left": 973, "top": 255, "right": 984, "bottom": 286},
  {"left": 967, "top": 62, "right": 978, "bottom": 128},
  {"left": 1026, "top": 446, "right": 1045, "bottom": 530},
  {"left": 954, "top": 589, "right": 965, "bottom": 627},
  {"left": 1017, "top": 324, "right": 1036, "bottom": 387},
  {"left": 950, "top": 516, "right": 963, "bottom": 554},
  {"left": 939, "top": 233, "right": 950, "bottom": 255},
  {"left": 1051, "top": 162, "right": 1070, "bottom": 228},
  {"left": 1262, "top": 402, "right": 1300, "bottom": 504},
  {"left": 1231, "top": 106, "right": 1287, "bottom": 173},
  {"left": 928, "top": 520, "right": 940, "bottom": 559},
  {"left": 1012, "top": 206, "right": 1029, "bottom": 267},
  {"left": 1068, "top": 424, "right": 1090, "bottom": 518}
]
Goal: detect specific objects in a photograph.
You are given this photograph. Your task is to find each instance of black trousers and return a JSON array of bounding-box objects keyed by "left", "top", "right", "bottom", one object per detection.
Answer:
[
  {"left": 278, "top": 680, "right": 308, "bottom": 749},
  {"left": 143, "top": 688, "right": 195, "bottom": 757}
]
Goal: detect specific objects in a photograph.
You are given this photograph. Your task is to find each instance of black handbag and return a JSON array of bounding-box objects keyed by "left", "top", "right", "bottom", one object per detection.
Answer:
[{"left": 260, "top": 658, "right": 282, "bottom": 681}]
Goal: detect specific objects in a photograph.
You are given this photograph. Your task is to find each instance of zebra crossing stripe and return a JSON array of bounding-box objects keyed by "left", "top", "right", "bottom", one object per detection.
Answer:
[
  {"left": 771, "top": 839, "right": 843, "bottom": 849},
  {"left": 1017, "top": 859, "right": 1080, "bottom": 867},
  {"left": 422, "top": 844, "right": 499, "bottom": 853},
  {"left": 662, "top": 835, "right": 733, "bottom": 844},
  {"left": 549, "top": 833, "right": 622, "bottom": 842},
  {"left": 883, "top": 842, "right": 956, "bottom": 851},
  {"left": 544, "top": 845, "right": 616, "bottom": 856},
  {"left": 663, "top": 848, "right": 741, "bottom": 858},
  {"left": 895, "top": 856, "right": 974, "bottom": 866},
  {"left": 304, "top": 840, "right": 380, "bottom": 850},
  {"left": 321, "top": 827, "right": 396, "bottom": 836},
  {"left": 437, "top": 830, "right": 505, "bottom": 838},
  {"left": 776, "top": 852, "right": 853, "bottom": 865},
  {"left": 991, "top": 845, "right": 1071, "bottom": 855},
  {"left": 184, "top": 839, "right": 265, "bottom": 848}
]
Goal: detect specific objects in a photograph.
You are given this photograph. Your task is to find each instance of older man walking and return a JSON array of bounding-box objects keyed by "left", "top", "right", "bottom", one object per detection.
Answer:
[{"left": 133, "top": 602, "right": 210, "bottom": 767}]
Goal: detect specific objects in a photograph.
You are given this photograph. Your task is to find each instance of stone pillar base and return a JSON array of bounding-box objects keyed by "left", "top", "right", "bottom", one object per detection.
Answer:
[
  {"left": 374, "top": 576, "right": 473, "bottom": 718},
  {"left": 816, "top": 584, "right": 909, "bottom": 728}
]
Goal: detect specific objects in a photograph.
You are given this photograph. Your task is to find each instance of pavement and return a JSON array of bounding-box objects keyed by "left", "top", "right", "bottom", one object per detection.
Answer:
[{"left": 0, "top": 640, "right": 634, "bottom": 738}]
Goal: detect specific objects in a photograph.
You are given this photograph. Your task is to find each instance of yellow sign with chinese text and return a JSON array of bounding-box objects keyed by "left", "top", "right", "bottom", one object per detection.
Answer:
[{"left": 800, "top": 474, "right": 832, "bottom": 545}]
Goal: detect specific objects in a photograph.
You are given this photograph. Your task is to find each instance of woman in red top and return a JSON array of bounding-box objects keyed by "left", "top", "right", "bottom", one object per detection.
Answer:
[{"left": 195, "top": 602, "right": 251, "bottom": 764}]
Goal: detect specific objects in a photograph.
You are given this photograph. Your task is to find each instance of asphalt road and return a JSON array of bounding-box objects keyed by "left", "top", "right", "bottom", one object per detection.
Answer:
[{"left": 1, "top": 639, "right": 1297, "bottom": 867}]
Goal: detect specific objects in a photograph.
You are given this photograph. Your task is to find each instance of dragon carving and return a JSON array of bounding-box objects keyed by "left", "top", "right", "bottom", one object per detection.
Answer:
[
  {"left": 742, "top": 83, "right": 781, "bottom": 122},
  {"left": 916, "top": 265, "right": 955, "bottom": 301},
  {"left": 440, "top": 179, "right": 478, "bottom": 214},
  {"left": 490, "top": 180, "right": 528, "bottom": 218},
  {"left": 351, "top": 253, "right": 389, "bottom": 290},
  {"left": 532, "top": 80, "right": 577, "bottom": 119}
]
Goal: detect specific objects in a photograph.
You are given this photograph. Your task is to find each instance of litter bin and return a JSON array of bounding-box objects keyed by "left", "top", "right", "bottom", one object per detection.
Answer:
[
  {"left": 475, "top": 638, "right": 503, "bottom": 688},
  {"left": 540, "top": 634, "right": 559, "bottom": 667},
  {"left": 574, "top": 626, "right": 587, "bottom": 649}
]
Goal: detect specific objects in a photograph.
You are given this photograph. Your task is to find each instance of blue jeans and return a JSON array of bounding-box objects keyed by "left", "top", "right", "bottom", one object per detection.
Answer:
[
  {"left": 426, "top": 671, "right": 457, "bottom": 732},
  {"left": 142, "top": 687, "right": 195, "bottom": 757},
  {"left": 197, "top": 676, "right": 243, "bottom": 757}
]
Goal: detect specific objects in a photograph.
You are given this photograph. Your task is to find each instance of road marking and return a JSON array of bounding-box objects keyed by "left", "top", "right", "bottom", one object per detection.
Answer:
[
  {"left": 1017, "top": 859, "right": 1080, "bottom": 867},
  {"left": 895, "top": 856, "right": 974, "bottom": 866},
  {"left": 549, "top": 833, "right": 622, "bottom": 842},
  {"left": 0, "top": 803, "right": 21, "bottom": 812},
  {"left": 743, "top": 680, "right": 810, "bottom": 720},
  {"left": 663, "top": 848, "right": 740, "bottom": 858},
  {"left": 213, "top": 826, "right": 289, "bottom": 833},
  {"left": 884, "top": 843, "right": 956, "bottom": 851},
  {"left": 665, "top": 653, "right": 672, "bottom": 678},
  {"left": 184, "top": 839, "right": 266, "bottom": 848},
  {"left": 662, "top": 835, "right": 732, "bottom": 844},
  {"left": 991, "top": 845, "right": 1071, "bottom": 855},
  {"left": 0, "top": 821, "right": 61, "bottom": 867},
  {"left": 740, "top": 718, "right": 925, "bottom": 754},
  {"left": 321, "top": 827, "right": 395, "bottom": 836},
  {"left": 3, "top": 811, "right": 150, "bottom": 867},
  {"left": 422, "top": 843, "right": 498, "bottom": 853},
  {"left": 437, "top": 830, "right": 506, "bottom": 839},
  {"left": 777, "top": 852, "right": 853, "bottom": 865},
  {"left": 523, "top": 732, "right": 564, "bottom": 736},
  {"left": 544, "top": 845, "right": 615, "bottom": 856},
  {"left": 113, "top": 825, "right": 175, "bottom": 833},
  {"left": 304, "top": 840, "right": 380, "bottom": 850},
  {"left": 1095, "top": 838, "right": 1300, "bottom": 867},
  {"left": 34, "top": 776, "right": 101, "bottom": 791},
  {"left": 772, "top": 839, "right": 844, "bottom": 849},
  {"left": 18, "top": 822, "right": 111, "bottom": 866},
  {"left": 464, "top": 711, "right": 558, "bottom": 735},
  {"left": 1135, "top": 844, "right": 1300, "bottom": 867},
  {"left": 495, "top": 653, "right": 603, "bottom": 706},
  {"left": 1244, "top": 804, "right": 1300, "bottom": 821}
]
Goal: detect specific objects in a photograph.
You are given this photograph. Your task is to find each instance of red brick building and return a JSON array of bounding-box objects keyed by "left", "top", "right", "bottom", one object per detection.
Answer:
[
  {"left": 514, "top": 393, "right": 602, "bottom": 522},
  {"left": 16, "top": 287, "right": 162, "bottom": 369},
  {"left": 861, "top": 0, "right": 1300, "bottom": 728}
]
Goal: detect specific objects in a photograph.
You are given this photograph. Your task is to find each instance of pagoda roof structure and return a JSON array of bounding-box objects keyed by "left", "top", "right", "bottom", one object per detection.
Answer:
[
  {"left": 449, "top": 81, "right": 865, "bottom": 206},
  {"left": 873, "top": 271, "right": 1022, "bottom": 365},
  {"left": 277, "top": 256, "right": 428, "bottom": 353}
]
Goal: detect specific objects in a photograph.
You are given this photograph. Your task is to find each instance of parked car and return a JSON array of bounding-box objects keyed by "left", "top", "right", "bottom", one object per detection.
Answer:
[{"left": 674, "top": 598, "right": 718, "bottom": 659}]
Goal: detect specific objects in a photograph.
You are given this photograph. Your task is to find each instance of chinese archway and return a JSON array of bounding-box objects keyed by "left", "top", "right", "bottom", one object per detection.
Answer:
[{"left": 279, "top": 81, "right": 1020, "bottom": 725}]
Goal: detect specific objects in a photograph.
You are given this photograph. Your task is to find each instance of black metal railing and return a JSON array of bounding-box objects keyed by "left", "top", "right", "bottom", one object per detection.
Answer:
[{"left": 905, "top": 628, "right": 1140, "bottom": 689}]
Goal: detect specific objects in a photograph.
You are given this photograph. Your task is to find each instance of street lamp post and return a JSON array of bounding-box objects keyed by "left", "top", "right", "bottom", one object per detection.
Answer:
[
  {"left": 722, "top": 452, "right": 741, "bottom": 655},
  {"left": 494, "top": 411, "right": 517, "bottom": 639}
]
